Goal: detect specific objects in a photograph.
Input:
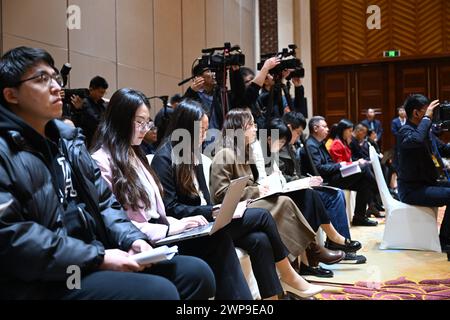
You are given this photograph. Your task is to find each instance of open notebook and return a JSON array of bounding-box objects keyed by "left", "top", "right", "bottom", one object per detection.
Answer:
[{"left": 250, "top": 174, "right": 312, "bottom": 202}]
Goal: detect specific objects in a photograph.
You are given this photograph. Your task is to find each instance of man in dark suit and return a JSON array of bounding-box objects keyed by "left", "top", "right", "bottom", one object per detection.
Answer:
[
  {"left": 305, "top": 116, "right": 378, "bottom": 227},
  {"left": 397, "top": 95, "right": 450, "bottom": 259},
  {"left": 391, "top": 106, "right": 407, "bottom": 137},
  {"left": 361, "top": 108, "right": 383, "bottom": 145}
]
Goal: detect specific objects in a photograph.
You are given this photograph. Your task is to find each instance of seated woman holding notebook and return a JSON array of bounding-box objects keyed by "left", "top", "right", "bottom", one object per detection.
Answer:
[
  {"left": 91, "top": 89, "right": 322, "bottom": 300},
  {"left": 151, "top": 99, "right": 324, "bottom": 300},
  {"left": 210, "top": 110, "right": 358, "bottom": 277},
  {"left": 329, "top": 119, "right": 382, "bottom": 218}
]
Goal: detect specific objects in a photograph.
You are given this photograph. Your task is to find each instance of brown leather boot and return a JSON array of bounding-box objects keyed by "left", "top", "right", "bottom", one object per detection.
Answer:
[{"left": 306, "top": 242, "right": 345, "bottom": 266}]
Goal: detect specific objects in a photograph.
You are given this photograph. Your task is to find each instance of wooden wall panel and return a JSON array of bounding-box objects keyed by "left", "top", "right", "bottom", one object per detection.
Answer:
[
  {"left": 365, "top": 0, "right": 389, "bottom": 60},
  {"left": 313, "top": 0, "right": 450, "bottom": 66},
  {"left": 416, "top": 0, "right": 443, "bottom": 55},
  {"left": 340, "top": 0, "right": 366, "bottom": 62},
  {"left": 390, "top": 0, "right": 416, "bottom": 57},
  {"left": 316, "top": 0, "right": 339, "bottom": 64}
]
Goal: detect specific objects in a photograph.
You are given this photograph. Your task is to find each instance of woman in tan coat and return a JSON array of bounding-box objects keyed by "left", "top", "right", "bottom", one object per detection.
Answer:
[{"left": 211, "top": 109, "right": 317, "bottom": 259}]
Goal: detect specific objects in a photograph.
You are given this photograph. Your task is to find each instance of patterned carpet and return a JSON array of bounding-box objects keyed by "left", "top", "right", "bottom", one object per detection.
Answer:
[{"left": 317, "top": 277, "right": 450, "bottom": 300}]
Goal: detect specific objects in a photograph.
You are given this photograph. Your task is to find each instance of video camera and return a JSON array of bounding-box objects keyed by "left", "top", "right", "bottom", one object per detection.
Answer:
[
  {"left": 197, "top": 42, "right": 245, "bottom": 73},
  {"left": 58, "top": 63, "right": 89, "bottom": 104},
  {"left": 257, "top": 44, "right": 304, "bottom": 79},
  {"left": 433, "top": 101, "right": 450, "bottom": 133}
]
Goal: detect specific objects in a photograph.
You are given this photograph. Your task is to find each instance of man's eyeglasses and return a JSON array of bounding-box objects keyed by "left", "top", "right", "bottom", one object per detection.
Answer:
[
  {"left": 16, "top": 72, "right": 64, "bottom": 88},
  {"left": 134, "top": 120, "right": 155, "bottom": 132}
]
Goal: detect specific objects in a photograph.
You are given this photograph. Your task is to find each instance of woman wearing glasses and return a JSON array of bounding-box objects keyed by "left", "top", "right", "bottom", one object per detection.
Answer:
[
  {"left": 151, "top": 99, "right": 323, "bottom": 299},
  {"left": 91, "top": 88, "right": 257, "bottom": 300}
]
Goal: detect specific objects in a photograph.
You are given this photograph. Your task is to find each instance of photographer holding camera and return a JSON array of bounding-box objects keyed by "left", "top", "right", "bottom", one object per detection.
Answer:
[
  {"left": 397, "top": 94, "right": 450, "bottom": 259},
  {"left": 254, "top": 46, "right": 308, "bottom": 129},
  {"left": 70, "top": 76, "right": 109, "bottom": 147}
]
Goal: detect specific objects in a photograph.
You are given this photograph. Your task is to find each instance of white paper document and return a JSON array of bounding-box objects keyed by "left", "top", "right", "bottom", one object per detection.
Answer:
[{"left": 131, "top": 246, "right": 178, "bottom": 265}]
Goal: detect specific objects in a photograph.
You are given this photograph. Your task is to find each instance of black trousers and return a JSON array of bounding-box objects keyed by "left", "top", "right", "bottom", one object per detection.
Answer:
[
  {"left": 57, "top": 255, "right": 215, "bottom": 300},
  {"left": 399, "top": 180, "right": 450, "bottom": 246},
  {"left": 176, "top": 229, "right": 253, "bottom": 300},
  {"left": 285, "top": 188, "right": 330, "bottom": 232},
  {"left": 328, "top": 165, "right": 378, "bottom": 218},
  {"left": 225, "top": 208, "right": 289, "bottom": 299}
]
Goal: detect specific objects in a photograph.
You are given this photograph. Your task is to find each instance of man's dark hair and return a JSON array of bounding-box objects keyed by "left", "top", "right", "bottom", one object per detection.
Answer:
[
  {"left": 170, "top": 94, "right": 183, "bottom": 105},
  {"left": 267, "top": 118, "right": 292, "bottom": 146},
  {"left": 89, "top": 76, "right": 109, "bottom": 90},
  {"left": 0, "top": 46, "right": 56, "bottom": 106},
  {"left": 239, "top": 67, "right": 255, "bottom": 78},
  {"left": 308, "top": 116, "right": 325, "bottom": 134},
  {"left": 283, "top": 111, "right": 307, "bottom": 130},
  {"left": 403, "top": 94, "right": 430, "bottom": 119}
]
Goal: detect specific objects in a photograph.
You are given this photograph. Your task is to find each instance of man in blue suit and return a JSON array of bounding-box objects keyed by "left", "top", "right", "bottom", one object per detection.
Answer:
[
  {"left": 391, "top": 106, "right": 407, "bottom": 137},
  {"left": 362, "top": 108, "right": 383, "bottom": 144}
]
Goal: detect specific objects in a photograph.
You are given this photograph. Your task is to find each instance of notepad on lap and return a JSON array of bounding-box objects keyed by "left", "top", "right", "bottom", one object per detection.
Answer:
[
  {"left": 339, "top": 163, "right": 361, "bottom": 178},
  {"left": 131, "top": 246, "right": 178, "bottom": 265}
]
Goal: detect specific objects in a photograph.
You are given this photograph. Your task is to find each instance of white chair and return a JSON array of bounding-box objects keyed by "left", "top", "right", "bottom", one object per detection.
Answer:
[
  {"left": 369, "top": 146, "right": 441, "bottom": 252},
  {"left": 343, "top": 189, "right": 356, "bottom": 227}
]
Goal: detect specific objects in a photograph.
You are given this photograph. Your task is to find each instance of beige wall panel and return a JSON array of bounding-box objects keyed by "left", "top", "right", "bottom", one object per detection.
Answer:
[
  {"left": 154, "top": 72, "right": 183, "bottom": 114},
  {"left": 3, "top": 0, "right": 67, "bottom": 48},
  {"left": 205, "top": 0, "right": 224, "bottom": 47},
  {"left": 69, "top": 0, "right": 116, "bottom": 61},
  {"left": 117, "top": 63, "right": 154, "bottom": 100},
  {"left": 181, "top": 0, "right": 206, "bottom": 80},
  {"left": 69, "top": 52, "right": 117, "bottom": 98},
  {"left": 154, "top": 0, "right": 182, "bottom": 78},
  {"left": 3, "top": 34, "right": 68, "bottom": 69},
  {"left": 117, "top": 0, "right": 154, "bottom": 70},
  {"left": 240, "top": 0, "right": 255, "bottom": 69},
  {"left": 224, "top": 0, "right": 241, "bottom": 46}
]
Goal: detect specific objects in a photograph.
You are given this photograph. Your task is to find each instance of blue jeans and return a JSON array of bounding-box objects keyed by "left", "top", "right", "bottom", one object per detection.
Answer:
[{"left": 315, "top": 187, "right": 351, "bottom": 239}]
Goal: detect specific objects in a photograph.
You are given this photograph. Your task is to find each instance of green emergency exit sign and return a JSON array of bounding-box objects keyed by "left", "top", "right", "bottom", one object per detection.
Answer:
[{"left": 383, "top": 50, "right": 401, "bottom": 58}]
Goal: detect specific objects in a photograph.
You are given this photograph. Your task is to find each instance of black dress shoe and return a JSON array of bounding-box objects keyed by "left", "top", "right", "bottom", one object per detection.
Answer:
[
  {"left": 341, "top": 252, "right": 367, "bottom": 264},
  {"left": 299, "top": 262, "right": 334, "bottom": 278},
  {"left": 352, "top": 216, "right": 378, "bottom": 227},
  {"left": 325, "top": 238, "right": 362, "bottom": 253},
  {"left": 366, "top": 206, "right": 385, "bottom": 218}
]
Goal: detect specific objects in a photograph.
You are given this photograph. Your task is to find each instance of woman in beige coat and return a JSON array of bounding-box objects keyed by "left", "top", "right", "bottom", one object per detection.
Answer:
[{"left": 210, "top": 110, "right": 316, "bottom": 258}]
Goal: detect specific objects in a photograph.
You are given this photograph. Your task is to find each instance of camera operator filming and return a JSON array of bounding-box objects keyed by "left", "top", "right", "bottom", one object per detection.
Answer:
[
  {"left": 181, "top": 42, "right": 245, "bottom": 131},
  {"left": 396, "top": 94, "right": 450, "bottom": 260},
  {"left": 256, "top": 45, "right": 307, "bottom": 129}
]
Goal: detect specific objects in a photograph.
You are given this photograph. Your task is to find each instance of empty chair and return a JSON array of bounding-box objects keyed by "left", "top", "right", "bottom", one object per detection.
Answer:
[{"left": 369, "top": 146, "right": 441, "bottom": 252}]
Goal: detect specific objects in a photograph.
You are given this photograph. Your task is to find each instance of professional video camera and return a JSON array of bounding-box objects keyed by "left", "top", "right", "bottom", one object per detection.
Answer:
[
  {"left": 432, "top": 101, "right": 450, "bottom": 133},
  {"left": 59, "top": 63, "right": 89, "bottom": 105},
  {"left": 197, "top": 42, "right": 245, "bottom": 73},
  {"left": 257, "top": 44, "right": 304, "bottom": 79}
]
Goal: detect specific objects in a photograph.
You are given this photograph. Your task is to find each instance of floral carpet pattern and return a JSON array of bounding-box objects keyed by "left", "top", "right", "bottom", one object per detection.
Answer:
[{"left": 318, "top": 277, "right": 450, "bottom": 300}]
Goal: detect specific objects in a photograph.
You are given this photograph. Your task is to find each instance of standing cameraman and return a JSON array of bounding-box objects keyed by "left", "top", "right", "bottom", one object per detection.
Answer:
[
  {"left": 397, "top": 94, "right": 450, "bottom": 258},
  {"left": 70, "top": 76, "right": 108, "bottom": 148},
  {"left": 184, "top": 65, "right": 224, "bottom": 130}
]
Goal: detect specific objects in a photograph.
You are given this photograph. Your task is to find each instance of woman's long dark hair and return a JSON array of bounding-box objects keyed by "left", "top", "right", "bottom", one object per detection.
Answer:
[
  {"left": 335, "top": 119, "right": 354, "bottom": 146},
  {"left": 91, "top": 88, "right": 163, "bottom": 211},
  {"left": 222, "top": 108, "right": 254, "bottom": 161},
  {"left": 164, "top": 99, "right": 205, "bottom": 197}
]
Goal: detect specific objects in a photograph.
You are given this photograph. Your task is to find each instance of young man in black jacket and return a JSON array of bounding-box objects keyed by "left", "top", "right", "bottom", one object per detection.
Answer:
[
  {"left": 397, "top": 94, "right": 450, "bottom": 259},
  {"left": 0, "top": 46, "right": 215, "bottom": 299}
]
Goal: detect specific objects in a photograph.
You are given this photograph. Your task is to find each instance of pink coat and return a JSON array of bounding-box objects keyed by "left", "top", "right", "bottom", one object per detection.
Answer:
[{"left": 91, "top": 148, "right": 169, "bottom": 242}]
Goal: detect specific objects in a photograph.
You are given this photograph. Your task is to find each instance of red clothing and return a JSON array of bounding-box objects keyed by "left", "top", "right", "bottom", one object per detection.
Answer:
[{"left": 330, "top": 139, "right": 353, "bottom": 164}]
